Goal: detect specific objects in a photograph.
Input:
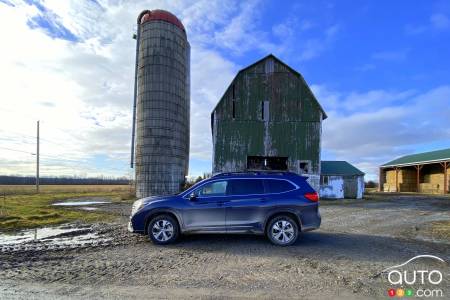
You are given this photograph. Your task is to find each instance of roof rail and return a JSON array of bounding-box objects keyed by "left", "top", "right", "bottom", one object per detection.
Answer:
[{"left": 212, "top": 170, "right": 296, "bottom": 177}]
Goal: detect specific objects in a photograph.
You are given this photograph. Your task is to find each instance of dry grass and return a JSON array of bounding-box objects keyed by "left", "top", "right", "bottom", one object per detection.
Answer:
[
  {"left": 0, "top": 185, "right": 131, "bottom": 195},
  {"left": 0, "top": 185, "right": 136, "bottom": 231}
]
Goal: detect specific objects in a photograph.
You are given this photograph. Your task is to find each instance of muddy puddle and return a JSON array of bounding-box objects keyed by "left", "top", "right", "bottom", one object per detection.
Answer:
[
  {"left": 0, "top": 224, "right": 113, "bottom": 253},
  {"left": 52, "top": 201, "right": 111, "bottom": 206}
]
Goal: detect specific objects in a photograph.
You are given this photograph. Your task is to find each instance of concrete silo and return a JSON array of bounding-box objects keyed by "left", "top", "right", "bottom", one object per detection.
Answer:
[{"left": 131, "top": 10, "right": 190, "bottom": 197}]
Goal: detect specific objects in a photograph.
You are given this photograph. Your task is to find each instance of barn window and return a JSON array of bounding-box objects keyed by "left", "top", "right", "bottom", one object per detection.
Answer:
[
  {"left": 232, "top": 84, "right": 235, "bottom": 99},
  {"left": 321, "top": 176, "right": 329, "bottom": 185},
  {"left": 299, "top": 161, "right": 311, "bottom": 174}
]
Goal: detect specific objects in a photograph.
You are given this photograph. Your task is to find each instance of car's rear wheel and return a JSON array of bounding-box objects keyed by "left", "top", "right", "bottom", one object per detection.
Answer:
[
  {"left": 266, "top": 216, "right": 299, "bottom": 246},
  {"left": 147, "top": 214, "right": 179, "bottom": 245}
]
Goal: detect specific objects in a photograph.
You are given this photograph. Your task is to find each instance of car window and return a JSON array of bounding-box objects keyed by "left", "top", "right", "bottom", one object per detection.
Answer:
[
  {"left": 264, "top": 179, "right": 296, "bottom": 193},
  {"left": 195, "top": 181, "right": 228, "bottom": 197},
  {"left": 228, "top": 179, "right": 264, "bottom": 195}
]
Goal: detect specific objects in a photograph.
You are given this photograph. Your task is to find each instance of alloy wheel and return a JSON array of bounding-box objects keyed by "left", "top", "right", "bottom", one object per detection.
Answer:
[
  {"left": 152, "top": 219, "right": 174, "bottom": 242},
  {"left": 271, "top": 220, "right": 295, "bottom": 244}
]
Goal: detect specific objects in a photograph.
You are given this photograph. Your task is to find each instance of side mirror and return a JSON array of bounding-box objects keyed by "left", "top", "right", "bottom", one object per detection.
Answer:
[{"left": 189, "top": 193, "right": 197, "bottom": 201}]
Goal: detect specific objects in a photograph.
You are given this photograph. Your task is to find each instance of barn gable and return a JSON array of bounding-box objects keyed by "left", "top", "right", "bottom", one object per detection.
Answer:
[
  {"left": 211, "top": 54, "right": 327, "bottom": 191},
  {"left": 212, "top": 54, "right": 327, "bottom": 123}
]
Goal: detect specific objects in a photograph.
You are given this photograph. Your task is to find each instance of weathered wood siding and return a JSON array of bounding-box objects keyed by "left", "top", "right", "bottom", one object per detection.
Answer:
[{"left": 212, "top": 56, "right": 323, "bottom": 190}]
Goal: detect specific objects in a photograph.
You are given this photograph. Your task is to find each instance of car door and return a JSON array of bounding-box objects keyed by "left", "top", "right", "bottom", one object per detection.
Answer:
[
  {"left": 182, "top": 180, "right": 229, "bottom": 232},
  {"left": 224, "top": 179, "right": 267, "bottom": 231}
]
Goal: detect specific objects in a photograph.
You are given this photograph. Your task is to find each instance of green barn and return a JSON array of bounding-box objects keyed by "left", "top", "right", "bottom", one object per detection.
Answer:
[{"left": 211, "top": 54, "right": 327, "bottom": 190}]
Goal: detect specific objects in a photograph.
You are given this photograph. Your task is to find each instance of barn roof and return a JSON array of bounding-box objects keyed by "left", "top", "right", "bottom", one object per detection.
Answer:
[
  {"left": 212, "top": 54, "right": 327, "bottom": 119},
  {"left": 321, "top": 161, "right": 365, "bottom": 176},
  {"left": 381, "top": 148, "right": 450, "bottom": 167}
]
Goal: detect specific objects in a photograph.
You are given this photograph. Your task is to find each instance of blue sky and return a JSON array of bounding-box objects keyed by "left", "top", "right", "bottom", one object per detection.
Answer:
[{"left": 0, "top": 0, "right": 449, "bottom": 181}]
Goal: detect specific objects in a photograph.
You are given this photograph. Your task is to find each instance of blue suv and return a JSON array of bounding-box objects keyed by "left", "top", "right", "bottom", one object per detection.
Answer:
[{"left": 128, "top": 172, "right": 321, "bottom": 246}]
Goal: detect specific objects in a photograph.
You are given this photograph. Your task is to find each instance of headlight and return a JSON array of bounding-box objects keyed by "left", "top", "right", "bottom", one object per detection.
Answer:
[{"left": 131, "top": 199, "right": 145, "bottom": 216}]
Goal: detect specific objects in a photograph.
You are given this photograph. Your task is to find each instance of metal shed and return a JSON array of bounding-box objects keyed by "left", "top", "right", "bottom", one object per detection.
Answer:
[
  {"left": 320, "top": 161, "right": 365, "bottom": 199},
  {"left": 211, "top": 54, "right": 327, "bottom": 191},
  {"left": 379, "top": 148, "right": 450, "bottom": 194}
]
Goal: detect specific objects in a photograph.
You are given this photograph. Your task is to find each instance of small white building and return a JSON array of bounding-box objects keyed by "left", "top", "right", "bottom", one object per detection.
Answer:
[{"left": 319, "top": 161, "right": 365, "bottom": 199}]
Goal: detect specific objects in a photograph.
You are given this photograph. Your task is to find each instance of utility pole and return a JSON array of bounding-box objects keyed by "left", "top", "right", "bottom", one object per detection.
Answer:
[{"left": 36, "top": 120, "right": 40, "bottom": 193}]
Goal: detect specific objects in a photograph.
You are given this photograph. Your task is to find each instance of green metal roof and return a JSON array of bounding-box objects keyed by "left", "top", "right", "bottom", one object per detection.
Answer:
[
  {"left": 381, "top": 148, "right": 450, "bottom": 167},
  {"left": 321, "top": 161, "right": 364, "bottom": 176}
]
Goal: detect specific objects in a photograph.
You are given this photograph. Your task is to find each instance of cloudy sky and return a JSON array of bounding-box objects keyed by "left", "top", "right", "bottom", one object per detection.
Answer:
[{"left": 0, "top": 0, "right": 449, "bottom": 181}]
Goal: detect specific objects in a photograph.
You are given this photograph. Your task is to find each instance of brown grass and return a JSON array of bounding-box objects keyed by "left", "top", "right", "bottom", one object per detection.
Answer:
[
  {"left": 0, "top": 185, "right": 136, "bottom": 230},
  {"left": 0, "top": 185, "right": 131, "bottom": 195}
]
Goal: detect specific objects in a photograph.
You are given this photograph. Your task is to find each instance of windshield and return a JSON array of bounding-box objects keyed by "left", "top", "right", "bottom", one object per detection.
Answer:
[{"left": 180, "top": 178, "right": 209, "bottom": 195}]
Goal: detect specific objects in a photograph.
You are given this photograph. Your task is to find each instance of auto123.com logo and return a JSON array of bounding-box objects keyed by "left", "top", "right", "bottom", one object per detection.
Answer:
[{"left": 380, "top": 255, "right": 448, "bottom": 298}]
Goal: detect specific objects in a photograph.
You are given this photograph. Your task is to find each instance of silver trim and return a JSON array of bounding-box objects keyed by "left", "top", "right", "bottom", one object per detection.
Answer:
[{"left": 183, "top": 177, "right": 299, "bottom": 199}]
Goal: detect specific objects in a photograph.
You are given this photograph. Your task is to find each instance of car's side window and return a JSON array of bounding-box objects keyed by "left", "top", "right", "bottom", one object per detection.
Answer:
[
  {"left": 264, "top": 179, "right": 296, "bottom": 193},
  {"left": 195, "top": 181, "right": 228, "bottom": 197},
  {"left": 228, "top": 179, "right": 265, "bottom": 195}
]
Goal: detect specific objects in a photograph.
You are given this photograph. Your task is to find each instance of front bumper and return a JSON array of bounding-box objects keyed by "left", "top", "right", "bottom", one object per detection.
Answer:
[{"left": 127, "top": 221, "right": 134, "bottom": 233}]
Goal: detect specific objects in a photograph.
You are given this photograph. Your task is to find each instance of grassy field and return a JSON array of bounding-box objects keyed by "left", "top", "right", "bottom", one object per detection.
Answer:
[
  {"left": 0, "top": 184, "right": 131, "bottom": 195},
  {"left": 0, "top": 185, "right": 135, "bottom": 231}
]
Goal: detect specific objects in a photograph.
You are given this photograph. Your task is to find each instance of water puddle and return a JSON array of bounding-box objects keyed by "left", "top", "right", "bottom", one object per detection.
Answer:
[
  {"left": 80, "top": 207, "right": 98, "bottom": 211},
  {"left": 0, "top": 224, "right": 113, "bottom": 252},
  {"left": 0, "top": 225, "right": 90, "bottom": 245},
  {"left": 52, "top": 201, "right": 110, "bottom": 206}
]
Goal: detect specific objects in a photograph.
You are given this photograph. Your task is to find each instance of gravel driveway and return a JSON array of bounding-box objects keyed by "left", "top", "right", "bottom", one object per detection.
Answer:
[{"left": 1, "top": 195, "right": 449, "bottom": 299}]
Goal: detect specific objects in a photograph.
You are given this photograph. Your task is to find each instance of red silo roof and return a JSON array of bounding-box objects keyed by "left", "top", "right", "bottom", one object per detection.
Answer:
[{"left": 140, "top": 9, "right": 185, "bottom": 33}]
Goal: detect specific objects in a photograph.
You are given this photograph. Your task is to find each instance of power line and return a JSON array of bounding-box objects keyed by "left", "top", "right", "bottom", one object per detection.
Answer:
[
  {"left": 0, "top": 130, "right": 67, "bottom": 146},
  {"left": 0, "top": 146, "right": 127, "bottom": 168},
  {"left": 0, "top": 146, "right": 35, "bottom": 155}
]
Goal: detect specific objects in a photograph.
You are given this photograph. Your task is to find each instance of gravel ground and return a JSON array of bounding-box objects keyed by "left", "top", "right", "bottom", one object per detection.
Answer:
[{"left": 0, "top": 195, "right": 449, "bottom": 299}]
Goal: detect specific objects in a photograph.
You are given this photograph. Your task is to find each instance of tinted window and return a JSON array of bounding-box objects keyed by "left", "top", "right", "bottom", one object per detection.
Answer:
[
  {"left": 196, "top": 181, "right": 227, "bottom": 196},
  {"left": 228, "top": 179, "right": 264, "bottom": 195},
  {"left": 264, "top": 179, "right": 295, "bottom": 193}
]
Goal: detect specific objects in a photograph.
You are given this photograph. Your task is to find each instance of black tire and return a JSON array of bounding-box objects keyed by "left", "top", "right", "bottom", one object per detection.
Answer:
[
  {"left": 266, "top": 215, "right": 299, "bottom": 246},
  {"left": 147, "top": 214, "right": 179, "bottom": 245}
]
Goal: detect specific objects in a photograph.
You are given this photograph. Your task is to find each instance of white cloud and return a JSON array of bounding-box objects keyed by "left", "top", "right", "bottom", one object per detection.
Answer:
[
  {"left": 430, "top": 13, "right": 450, "bottom": 30},
  {"left": 0, "top": 0, "right": 244, "bottom": 177},
  {"left": 372, "top": 49, "right": 408, "bottom": 62},
  {"left": 314, "top": 85, "right": 450, "bottom": 180},
  {"left": 212, "top": 0, "right": 276, "bottom": 56},
  {"left": 405, "top": 13, "right": 450, "bottom": 34}
]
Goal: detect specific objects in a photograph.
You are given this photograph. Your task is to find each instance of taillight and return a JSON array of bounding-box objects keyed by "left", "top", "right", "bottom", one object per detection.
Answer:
[{"left": 304, "top": 192, "right": 319, "bottom": 202}]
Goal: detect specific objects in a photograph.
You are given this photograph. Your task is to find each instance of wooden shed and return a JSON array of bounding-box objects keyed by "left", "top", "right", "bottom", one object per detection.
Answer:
[
  {"left": 379, "top": 148, "right": 450, "bottom": 194},
  {"left": 319, "top": 161, "right": 365, "bottom": 199}
]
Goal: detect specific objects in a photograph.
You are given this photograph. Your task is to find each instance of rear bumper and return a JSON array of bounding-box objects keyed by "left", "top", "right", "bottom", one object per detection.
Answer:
[
  {"left": 301, "top": 220, "right": 321, "bottom": 232},
  {"left": 300, "top": 210, "right": 321, "bottom": 232}
]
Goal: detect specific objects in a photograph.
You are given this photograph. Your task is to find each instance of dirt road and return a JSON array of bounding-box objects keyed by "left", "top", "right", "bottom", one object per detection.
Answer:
[{"left": 1, "top": 195, "right": 449, "bottom": 299}]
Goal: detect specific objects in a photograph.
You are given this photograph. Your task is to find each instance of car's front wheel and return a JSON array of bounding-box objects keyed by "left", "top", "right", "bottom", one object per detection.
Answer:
[
  {"left": 266, "top": 216, "right": 299, "bottom": 246},
  {"left": 147, "top": 214, "right": 179, "bottom": 245}
]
